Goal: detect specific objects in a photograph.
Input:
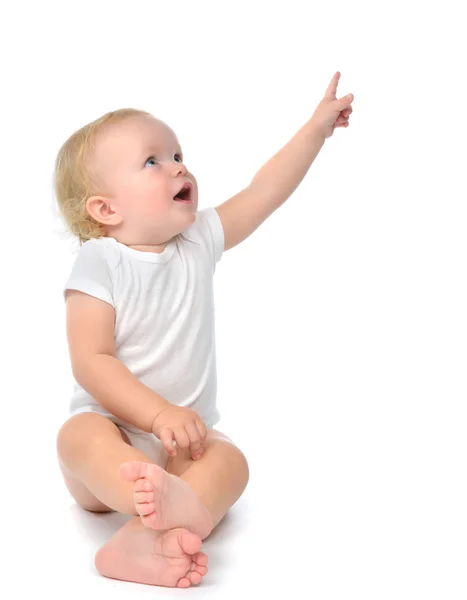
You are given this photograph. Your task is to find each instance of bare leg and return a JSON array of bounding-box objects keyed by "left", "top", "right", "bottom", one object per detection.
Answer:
[
  {"left": 57, "top": 413, "right": 153, "bottom": 515},
  {"left": 178, "top": 433, "right": 250, "bottom": 529},
  {"left": 120, "top": 429, "right": 250, "bottom": 538},
  {"left": 57, "top": 413, "right": 210, "bottom": 588}
]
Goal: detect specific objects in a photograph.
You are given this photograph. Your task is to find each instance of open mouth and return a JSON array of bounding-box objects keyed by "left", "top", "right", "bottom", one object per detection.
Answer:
[{"left": 174, "top": 182, "right": 193, "bottom": 202}]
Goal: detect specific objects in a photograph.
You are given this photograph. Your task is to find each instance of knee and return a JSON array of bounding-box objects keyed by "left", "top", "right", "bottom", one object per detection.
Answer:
[
  {"left": 236, "top": 446, "right": 250, "bottom": 482},
  {"left": 218, "top": 440, "right": 250, "bottom": 484},
  {"left": 56, "top": 416, "right": 79, "bottom": 457},
  {"left": 56, "top": 413, "right": 115, "bottom": 462}
]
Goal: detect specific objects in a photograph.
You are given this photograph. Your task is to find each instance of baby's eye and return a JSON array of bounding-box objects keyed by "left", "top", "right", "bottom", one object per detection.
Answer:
[
  {"left": 145, "top": 155, "right": 183, "bottom": 167},
  {"left": 145, "top": 156, "right": 157, "bottom": 167}
]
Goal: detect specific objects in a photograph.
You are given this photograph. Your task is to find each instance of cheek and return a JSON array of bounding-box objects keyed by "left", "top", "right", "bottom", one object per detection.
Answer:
[
  {"left": 134, "top": 200, "right": 166, "bottom": 223},
  {"left": 145, "top": 174, "right": 173, "bottom": 203},
  {"left": 135, "top": 180, "right": 171, "bottom": 214}
]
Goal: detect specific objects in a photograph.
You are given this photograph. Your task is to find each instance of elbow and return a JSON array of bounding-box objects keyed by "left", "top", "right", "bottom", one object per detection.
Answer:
[{"left": 71, "top": 354, "right": 103, "bottom": 389}]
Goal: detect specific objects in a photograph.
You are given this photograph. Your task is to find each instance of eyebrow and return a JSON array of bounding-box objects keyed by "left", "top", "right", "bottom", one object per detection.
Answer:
[{"left": 141, "top": 143, "right": 183, "bottom": 155}]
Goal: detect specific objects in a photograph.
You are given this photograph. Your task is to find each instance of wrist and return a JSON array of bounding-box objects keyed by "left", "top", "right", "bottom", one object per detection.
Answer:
[
  {"left": 151, "top": 402, "right": 170, "bottom": 432},
  {"left": 306, "top": 117, "right": 327, "bottom": 142}
]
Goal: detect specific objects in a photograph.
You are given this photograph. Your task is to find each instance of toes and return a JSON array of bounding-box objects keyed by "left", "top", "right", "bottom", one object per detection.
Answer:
[
  {"left": 132, "top": 478, "right": 156, "bottom": 517},
  {"left": 120, "top": 462, "right": 166, "bottom": 489},
  {"left": 186, "top": 570, "right": 203, "bottom": 585},
  {"left": 178, "top": 529, "right": 203, "bottom": 555},
  {"left": 133, "top": 478, "right": 152, "bottom": 493},
  {"left": 119, "top": 461, "right": 147, "bottom": 483},
  {"left": 134, "top": 498, "right": 154, "bottom": 516},
  {"left": 195, "top": 565, "right": 208, "bottom": 576},
  {"left": 191, "top": 553, "right": 208, "bottom": 576},
  {"left": 133, "top": 490, "right": 154, "bottom": 506},
  {"left": 176, "top": 577, "right": 191, "bottom": 588},
  {"left": 162, "top": 528, "right": 202, "bottom": 557},
  {"left": 140, "top": 512, "right": 158, "bottom": 528},
  {"left": 193, "top": 551, "right": 208, "bottom": 567}
]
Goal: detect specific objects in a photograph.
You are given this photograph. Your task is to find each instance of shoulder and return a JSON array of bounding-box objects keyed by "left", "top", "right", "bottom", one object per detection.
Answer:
[
  {"left": 73, "top": 237, "right": 121, "bottom": 271},
  {"left": 64, "top": 237, "right": 120, "bottom": 306}
]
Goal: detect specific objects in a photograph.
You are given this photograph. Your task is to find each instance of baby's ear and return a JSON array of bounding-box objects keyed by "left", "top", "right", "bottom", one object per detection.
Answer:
[{"left": 86, "top": 196, "right": 123, "bottom": 226}]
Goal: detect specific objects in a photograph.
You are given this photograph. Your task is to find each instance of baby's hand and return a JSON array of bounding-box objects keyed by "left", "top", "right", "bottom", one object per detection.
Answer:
[{"left": 151, "top": 405, "right": 207, "bottom": 460}]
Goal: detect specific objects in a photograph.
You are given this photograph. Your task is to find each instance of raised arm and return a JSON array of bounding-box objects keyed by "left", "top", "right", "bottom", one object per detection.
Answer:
[{"left": 215, "top": 72, "right": 354, "bottom": 252}]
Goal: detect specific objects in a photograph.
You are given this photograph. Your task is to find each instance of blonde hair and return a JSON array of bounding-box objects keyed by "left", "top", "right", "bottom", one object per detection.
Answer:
[{"left": 54, "top": 108, "right": 152, "bottom": 245}]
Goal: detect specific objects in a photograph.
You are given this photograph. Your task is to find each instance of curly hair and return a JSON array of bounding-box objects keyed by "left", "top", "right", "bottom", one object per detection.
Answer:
[{"left": 54, "top": 108, "right": 152, "bottom": 245}]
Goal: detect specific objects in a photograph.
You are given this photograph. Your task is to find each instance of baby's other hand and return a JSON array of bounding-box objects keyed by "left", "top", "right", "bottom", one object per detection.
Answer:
[{"left": 151, "top": 405, "right": 207, "bottom": 460}]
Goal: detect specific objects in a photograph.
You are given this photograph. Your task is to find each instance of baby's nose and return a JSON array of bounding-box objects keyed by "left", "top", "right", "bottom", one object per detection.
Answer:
[{"left": 171, "top": 161, "right": 187, "bottom": 176}]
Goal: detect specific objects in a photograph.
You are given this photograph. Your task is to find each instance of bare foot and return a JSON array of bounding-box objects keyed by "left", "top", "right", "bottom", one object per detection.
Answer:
[
  {"left": 95, "top": 517, "right": 208, "bottom": 588},
  {"left": 120, "top": 461, "right": 214, "bottom": 539}
]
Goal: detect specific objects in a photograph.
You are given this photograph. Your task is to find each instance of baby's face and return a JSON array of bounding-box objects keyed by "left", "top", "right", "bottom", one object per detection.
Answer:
[{"left": 89, "top": 115, "right": 198, "bottom": 247}]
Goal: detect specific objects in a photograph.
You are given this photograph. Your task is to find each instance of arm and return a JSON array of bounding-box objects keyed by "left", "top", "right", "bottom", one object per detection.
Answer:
[
  {"left": 215, "top": 72, "right": 354, "bottom": 252},
  {"left": 66, "top": 290, "right": 170, "bottom": 432},
  {"left": 215, "top": 120, "right": 326, "bottom": 252}
]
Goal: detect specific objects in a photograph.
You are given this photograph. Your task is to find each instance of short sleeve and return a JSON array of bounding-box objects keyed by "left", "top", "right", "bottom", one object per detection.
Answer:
[
  {"left": 205, "top": 207, "right": 225, "bottom": 265},
  {"left": 179, "top": 207, "right": 225, "bottom": 271},
  {"left": 196, "top": 207, "right": 225, "bottom": 267},
  {"left": 63, "top": 239, "right": 115, "bottom": 307}
]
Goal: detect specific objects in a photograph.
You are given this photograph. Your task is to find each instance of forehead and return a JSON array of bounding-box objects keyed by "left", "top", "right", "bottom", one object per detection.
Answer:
[{"left": 92, "top": 115, "right": 181, "bottom": 175}]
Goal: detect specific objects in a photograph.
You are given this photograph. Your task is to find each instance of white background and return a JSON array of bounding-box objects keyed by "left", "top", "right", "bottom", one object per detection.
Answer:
[{"left": 1, "top": 1, "right": 466, "bottom": 598}]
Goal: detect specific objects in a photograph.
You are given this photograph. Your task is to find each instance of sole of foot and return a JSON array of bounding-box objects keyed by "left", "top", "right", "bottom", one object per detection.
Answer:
[
  {"left": 95, "top": 518, "right": 208, "bottom": 588},
  {"left": 120, "top": 460, "right": 214, "bottom": 539}
]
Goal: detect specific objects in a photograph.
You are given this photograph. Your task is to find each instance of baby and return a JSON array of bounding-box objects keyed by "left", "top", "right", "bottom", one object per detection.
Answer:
[{"left": 55, "top": 71, "right": 353, "bottom": 589}]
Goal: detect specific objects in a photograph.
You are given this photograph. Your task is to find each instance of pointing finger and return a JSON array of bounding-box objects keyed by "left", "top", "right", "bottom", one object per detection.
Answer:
[{"left": 325, "top": 71, "right": 340, "bottom": 99}]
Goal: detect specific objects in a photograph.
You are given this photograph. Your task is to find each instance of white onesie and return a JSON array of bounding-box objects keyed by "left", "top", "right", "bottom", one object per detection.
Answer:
[{"left": 63, "top": 206, "right": 225, "bottom": 434}]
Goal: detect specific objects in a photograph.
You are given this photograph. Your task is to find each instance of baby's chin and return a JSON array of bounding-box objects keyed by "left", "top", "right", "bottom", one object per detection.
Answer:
[
  {"left": 174, "top": 202, "right": 198, "bottom": 218},
  {"left": 173, "top": 207, "right": 197, "bottom": 231}
]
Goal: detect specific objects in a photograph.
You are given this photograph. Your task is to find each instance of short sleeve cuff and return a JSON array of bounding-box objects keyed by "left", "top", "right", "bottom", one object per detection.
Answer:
[
  {"left": 64, "top": 276, "right": 115, "bottom": 307},
  {"left": 206, "top": 207, "right": 225, "bottom": 264}
]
